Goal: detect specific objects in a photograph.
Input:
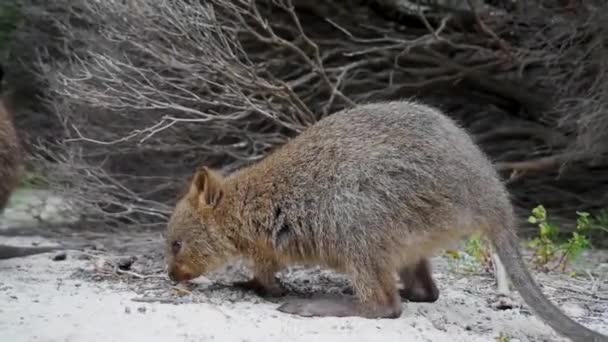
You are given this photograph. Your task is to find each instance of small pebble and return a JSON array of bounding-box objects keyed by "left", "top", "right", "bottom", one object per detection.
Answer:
[
  {"left": 562, "top": 303, "right": 586, "bottom": 318},
  {"left": 118, "top": 256, "right": 137, "bottom": 270},
  {"left": 53, "top": 253, "right": 67, "bottom": 261},
  {"left": 341, "top": 288, "right": 353, "bottom": 295},
  {"left": 491, "top": 295, "right": 516, "bottom": 310},
  {"left": 92, "top": 244, "right": 105, "bottom": 251}
]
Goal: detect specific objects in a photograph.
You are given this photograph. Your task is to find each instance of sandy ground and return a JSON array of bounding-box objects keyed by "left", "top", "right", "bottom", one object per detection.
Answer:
[{"left": 1, "top": 190, "right": 607, "bottom": 342}]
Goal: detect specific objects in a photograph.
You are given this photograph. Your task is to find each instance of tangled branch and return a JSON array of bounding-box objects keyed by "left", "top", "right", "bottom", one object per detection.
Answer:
[{"left": 6, "top": 0, "right": 608, "bottom": 232}]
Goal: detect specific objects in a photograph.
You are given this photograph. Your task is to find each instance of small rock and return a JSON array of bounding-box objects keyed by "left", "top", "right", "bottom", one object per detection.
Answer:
[
  {"left": 491, "top": 294, "right": 517, "bottom": 310},
  {"left": 118, "top": 256, "right": 137, "bottom": 271},
  {"left": 93, "top": 244, "right": 104, "bottom": 250},
  {"left": 53, "top": 252, "right": 67, "bottom": 261},
  {"left": 94, "top": 258, "right": 111, "bottom": 272},
  {"left": 562, "top": 303, "right": 586, "bottom": 318},
  {"left": 124, "top": 307, "right": 131, "bottom": 314},
  {"left": 137, "top": 306, "right": 147, "bottom": 314},
  {"left": 341, "top": 287, "right": 354, "bottom": 295}
]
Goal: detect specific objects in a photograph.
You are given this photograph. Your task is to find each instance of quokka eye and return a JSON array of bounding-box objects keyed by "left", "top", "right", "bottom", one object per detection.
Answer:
[{"left": 171, "top": 240, "right": 182, "bottom": 255}]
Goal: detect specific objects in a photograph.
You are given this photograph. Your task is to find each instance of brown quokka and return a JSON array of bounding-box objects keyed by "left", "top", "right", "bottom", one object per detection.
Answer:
[
  {"left": 0, "top": 66, "right": 21, "bottom": 211},
  {"left": 165, "top": 100, "right": 607, "bottom": 342},
  {"left": 0, "top": 65, "right": 63, "bottom": 260}
]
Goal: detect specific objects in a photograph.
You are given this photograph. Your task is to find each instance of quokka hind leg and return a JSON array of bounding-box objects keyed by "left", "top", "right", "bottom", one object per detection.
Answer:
[
  {"left": 277, "top": 265, "right": 403, "bottom": 318},
  {"left": 490, "top": 244, "right": 511, "bottom": 296},
  {"left": 399, "top": 258, "right": 439, "bottom": 303},
  {"left": 233, "top": 256, "right": 287, "bottom": 298}
]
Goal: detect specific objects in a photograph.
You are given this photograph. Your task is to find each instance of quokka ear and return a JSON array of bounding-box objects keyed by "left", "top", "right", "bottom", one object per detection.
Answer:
[{"left": 190, "top": 166, "right": 225, "bottom": 209}]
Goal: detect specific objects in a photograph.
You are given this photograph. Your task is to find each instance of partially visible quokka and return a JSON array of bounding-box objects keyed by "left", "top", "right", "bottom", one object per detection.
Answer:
[
  {"left": 0, "top": 65, "right": 65, "bottom": 259},
  {"left": 0, "top": 65, "right": 21, "bottom": 213},
  {"left": 165, "top": 100, "right": 607, "bottom": 342}
]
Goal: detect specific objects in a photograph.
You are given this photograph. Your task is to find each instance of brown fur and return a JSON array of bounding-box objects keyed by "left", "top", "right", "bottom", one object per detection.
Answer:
[
  {"left": 165, "top": 100, "right": 607, "bottom": 342},
  {"left": 0, "top": 94, "right": 21, "bottom": 209},
  {"left": 0, "top": 68, "right": 63, "bottom": 260}
]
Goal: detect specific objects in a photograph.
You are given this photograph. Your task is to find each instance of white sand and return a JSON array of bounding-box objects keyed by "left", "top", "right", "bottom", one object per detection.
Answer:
[{"left": 0, "top": 190, "right": 606, "bottom": 342}]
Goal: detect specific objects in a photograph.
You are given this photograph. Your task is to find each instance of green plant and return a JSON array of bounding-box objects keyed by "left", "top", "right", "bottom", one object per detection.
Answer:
[
  {"left": 19, "top": 169, "right": 49, "bottom": 189},
  {"left": 527, "top": 205, "right": 560, "bottom": 269},
  {"left": 464, "top": 233, "right": 492, "bottom": 271},
  {"left": 444, "top": 234, "right": 493, "bottom": 273},
  {"left": 0, "top": 0, "right": 20, "bottom": 52},
  {"left": 591, "top": 209, "right": 608, "bottom": 233},
  {"left": 496, "top": 332, "right": 511, "bottom": 342},
  {"left": 528, "top": 205, "right": 592, "bottom": 272},
  {"left": 447, "top": 205, "right": 601, "bottom": 274}
]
